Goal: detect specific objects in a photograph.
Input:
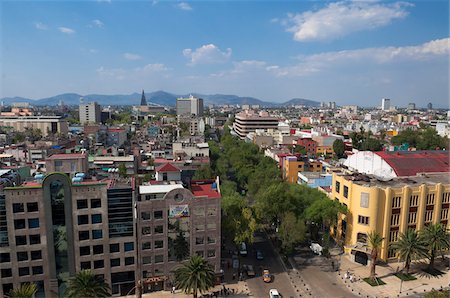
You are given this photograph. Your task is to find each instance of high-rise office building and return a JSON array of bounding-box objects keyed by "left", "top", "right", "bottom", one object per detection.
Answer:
[
  {"left": 79, "top": 102, "right": 101, "bottom": 124},
  {"left": 381, "top": 98, "right": 391, "bottom": 111},
  {"left": 427, "top": 102, "right": 433, "bottom": 110},
  {"left": 176, "top": 95, "right": 203, "bottom": 116},
  {"left": 407, "top": 103, "right": 416, "bottom": 110}
]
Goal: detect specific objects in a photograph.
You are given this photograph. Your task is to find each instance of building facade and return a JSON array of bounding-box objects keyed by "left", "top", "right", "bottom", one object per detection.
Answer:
[
  {"left": 79, "top": 102, "right": 101, "bottom": 124},
  {"left": 176, "top": 96, "right": 204, "bottom": 116},
  {"left": 233, "top": 110, "right": 279, "bottom": 139},
  {"left": 0, "top": 116, "right": 68, "bottom": 137}
]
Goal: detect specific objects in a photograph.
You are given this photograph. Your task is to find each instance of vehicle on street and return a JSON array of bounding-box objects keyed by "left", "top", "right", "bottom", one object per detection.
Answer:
[
  {"left": 239, "top": 242, "right": 248, "bottom": 256},
  {"left": 269, "top": 289, "right": 280, "bottom": 298},
  {"left": 256, "top": 249, "right": 264, "bottom": 260},
  {"left": 243, "top": 264, "right": 255, "bottom": 277},
  {"left": 263, "top": 269, "right": 272, "bottom": 283}
]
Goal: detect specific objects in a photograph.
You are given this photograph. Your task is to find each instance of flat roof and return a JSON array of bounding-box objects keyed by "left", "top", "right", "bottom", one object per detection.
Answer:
[
  {"left": 139, "top": 183, "right": 183, "bottom": 194},
  {"left": 191, "top": 180, "right": 221, "bottom": 199},
  {"left": 47, "top": 153, "right": 86, "bottom": 160},
  {"left": 339, "top": 172, "right": 450, "bottom": 188}
]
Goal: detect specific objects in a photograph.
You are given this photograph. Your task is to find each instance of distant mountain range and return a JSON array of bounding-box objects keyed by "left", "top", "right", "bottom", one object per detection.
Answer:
[{"left": 0, "top": 91, "right": 320, "bottom": 107}]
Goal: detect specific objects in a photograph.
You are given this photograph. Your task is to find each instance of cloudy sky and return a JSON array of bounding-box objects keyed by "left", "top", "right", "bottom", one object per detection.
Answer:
[{"left": 1, "top": 0, "right": 449, "bottom": 107}]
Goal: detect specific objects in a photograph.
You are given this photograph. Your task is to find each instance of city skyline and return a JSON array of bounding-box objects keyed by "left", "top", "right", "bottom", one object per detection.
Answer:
[{"left": 1, "top": 0, "right": 449, "bottom": 107}]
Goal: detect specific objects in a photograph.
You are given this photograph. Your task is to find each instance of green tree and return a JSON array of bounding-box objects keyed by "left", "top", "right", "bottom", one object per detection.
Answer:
[
  {"left": 278, "top": 212, "right": 306, "bottom": 254},
  {"left": 424, "top": 289, "right": 449, "bottom": 298},
  {"left": 421, "top": 224, "right": 450, "bottom": 270},
  {"left": 7, "top": 283, "right": 37, "bottom": 298},
  {"left": 174, "top": 231, "right": 190, "bottom": 261},
  {"left": 391, "top": 229, "right": 428, "bottom": 274},
  {"left": 305, "top": 198, "right": 348, "bottom": 231},
  {"left": 332, "top": 139, "right": 345, "bottom": 158},
  {"left": 193, "top": 165, "right": 214, "bottom": 180},
  {"left": 65, "top": 270, "right": 110, "bottom": 298},
  {"left": 367, "top": 231, "right": 384, "bottom": 281},
  {"left": 118, "top": 163, "right": 127, "bottom": 178},
  {"left": 360, "top": 138, "right": 383, "bottom": 151},
  {"left": 174, "top": 255, "right": 216, "bottom": 298}
]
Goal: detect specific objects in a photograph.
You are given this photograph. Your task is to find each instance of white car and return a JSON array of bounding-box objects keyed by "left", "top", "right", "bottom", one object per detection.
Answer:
[
  {"left": 310, "top": 243, "right": 323, "bottom": 255},
  {"left": 269, "top": 289, "right": 280, "bottom": 298}
]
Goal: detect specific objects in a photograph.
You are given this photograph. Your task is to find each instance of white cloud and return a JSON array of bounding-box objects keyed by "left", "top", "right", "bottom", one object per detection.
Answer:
[
  {"left": 123, "top": 53, "right": 142, "bottom": 60},
  {"left": 58, "top": 27, "right": 75, "bottom": 34},
  {"left": 91, "top": 19, "right": 104, "bottom": 28},
  {"left": 96, "top": 63, "right": 169, "bottom": 80},
  {"left": 176, "top": 2, "right": 192, "bottom": 11},
  {"left": 285, "top": 1, "right": 411, "bottom": 42},
  {"left": 183, "top": 44, "right": 232, "bottom": 66},
  {"left": 35, "top": 22, "right": 48, "bottom": 30}
]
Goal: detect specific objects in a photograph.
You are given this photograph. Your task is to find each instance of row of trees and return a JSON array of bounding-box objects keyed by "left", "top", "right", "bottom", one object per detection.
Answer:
[{"left": 391, "top": 128, "right": 449, "bottom": 150}]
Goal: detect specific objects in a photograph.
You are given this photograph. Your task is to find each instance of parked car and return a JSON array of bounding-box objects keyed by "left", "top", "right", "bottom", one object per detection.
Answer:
[
  {"left": 256, "top": 250, "right": 264, "bottom": 260},
  {"left": 263, "top": 269, "right": 272, "bottom": 283},
  {"left": 269, "top": 289, "right": 280, "bottom": 298}
]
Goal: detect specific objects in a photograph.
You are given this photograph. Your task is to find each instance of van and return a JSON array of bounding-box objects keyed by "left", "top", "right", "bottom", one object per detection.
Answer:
[{"left": 239, "top": 242, "right": 247, "bottom": 256}]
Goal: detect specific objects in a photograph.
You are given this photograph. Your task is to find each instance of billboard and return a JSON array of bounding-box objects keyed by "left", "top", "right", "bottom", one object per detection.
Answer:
[{"left": 169, "top": 204, "right": 189, "bottom": 218}]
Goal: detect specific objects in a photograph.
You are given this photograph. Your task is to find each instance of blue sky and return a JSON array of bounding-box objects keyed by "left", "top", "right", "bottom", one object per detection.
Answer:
[{"left": 1, "top": 0, "right": 449, "bottom": 107}]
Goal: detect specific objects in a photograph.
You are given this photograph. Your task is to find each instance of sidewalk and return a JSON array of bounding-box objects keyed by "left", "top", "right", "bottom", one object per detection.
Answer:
[{"left": 336, "top": 254, "right": 449, "bottom": 297}]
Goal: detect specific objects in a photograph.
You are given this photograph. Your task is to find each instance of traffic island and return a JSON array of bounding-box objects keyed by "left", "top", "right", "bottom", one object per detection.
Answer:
[
  {"left": 394, "top": 272, "right": 417, "bottom": 281},
  {"left": 363, "top": 277, "right": 386, "bottom": 286}
]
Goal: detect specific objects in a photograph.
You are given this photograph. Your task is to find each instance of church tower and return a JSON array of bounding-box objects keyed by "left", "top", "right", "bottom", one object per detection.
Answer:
[{"left": 140, "top": 90, "right": 147, "bottom": 106}]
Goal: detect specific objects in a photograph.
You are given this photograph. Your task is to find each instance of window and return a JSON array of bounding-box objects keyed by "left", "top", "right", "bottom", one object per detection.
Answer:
[
  {"left": 80, "top": 246, "right": 90, "bottom": 256},
  {"left": 357, "top": 233, "right": 367, "bottom": 243},
  {"left": 426, "top": 194, "right": 435, "bottom": 205},
  {"left": 78, "top": 215, "right": 89, "bottom": 225},
  {"left": 388, "top": 248, "right": 397, "bottom": 258},
  {"left": 207, "top": 250, "right": 216, "bottom": 258},
  {"left": 441, "top": 208, "right": 449, "bottom": 220},
  {"left": 142, "top": 242, "right": 151, "bottom": 250},
  {"left": 154, "top": 240, "right": 163, "bottom": 249},
  {"left": 17, "top": 251, "right": 28, "bottom": 262},
  {"left": 207, "top": 223, "right": 216, "bottom": 230},
  {"left": 335, "top": 181, "right": 340, "bottom": 193},
  {"left": 357, "top": 215, "right": 369, "bottom": 225},
  {"left": 124, "top": 242, "right": 134, "bottom": 252},
  {"left": 29, "top": 234, "right": 41, "bottom": 245},
  {"left": 1, "top": 268, "right": 12, "bottom": 277},
  {"left": 32, "top": 266, "right": 43, "bottom": 275},
  {"left": 195, "top": 237, "right": 204, "bottom": 245},
  {"left": 0, "top": 253, "right": 10, "bottom": 263},
  {"left": 154, "top": 255, "right": 163, "bottom": 263},
  {"left": 162, "top": 173, "right": 167, "bottom": 181},
  {"left": 14, "top": 219, "right": 26, "bottom": 230},
  {"left": 154, "top": 225, "right": 163, "bottom": 234},
  {"left": 28, "top": 218, "right": 40, "bottom": 229},
  {"left": 93, "top": 245, "right": 104, "bottom": 255},
  {"left": 207, "top": 236, "right": 216, "bottom": 244},
  {"left": 391, "top": 214, "right": 400, "bottom": 226},
  {"left": 360, "top": 193, "right": 369, "bottom": 208},
  {"left": 94, "top": 260, "right": 104, "bottom": 269},
  {"left": 409, "top": 195, "right": 419, "bottom": 207},
  {"left": 408, "top": 212, "right": 417, "bottom": 224},
  {"left": 141, "top": 212, "right": 151, "bottom": 220},
  {"left": 425, "top": 210, "right": 433, "bottom": 222},
  {"left": 154, "top": 210, "right": 163, "bottom": 219},
  {"left": 196, "top": 251, "right": 204, "bottom": 257},
  {"left": 194, "top": 208, "right": 205, "bottom": 216},
  {"left": 443, "top": 192, "right": 450, "bottom": 203},
  {"left": 16, "top": 236, "right": 27, "bottom": 246},
  {"left": 125, "top": 257, "right": 134, "bottom": 265},
  {"left": 389, "top": 230, "right": 399, "bottom": 242},
  {"left": 142, "top": 256, "right": 151, "bottom": 264},
  {"left": 31, "top": 250, "right": 42, "bottom": 260},
  {"left": 27, "top": 202, "right": 38, "bottom": 212},
  {"left": 207, "top": 208, "right": 217, "bottom": 216},
  {"left": 81, "top": 261, "right": 91, "bottom": 270},
  {"left": 196, "top": 224, "right": 205, "bottom": 231},
  {"left": 111, "top": 258, "right": 120, "bottom": 267},
  {"left": 19, "top": 267, "right": 30, "bottom": 276},
  {"left": 77, "top": 199, "right": 88, "bottom": 209},
  {"left": 142, "top": 227, "right": 151, "bottom": 235},
  {"left": 343, "top": 186, "right": 349, "bottom": 198},
  {"left": 91, "top": 198, "right": 101, "bottom": 208},
  {"left": 92, "top": 229, "right": 103, "bottom": 239},
  {"left": 13, "top": 203, "right": 24, "bottom": 213},
  {"left": 91, "top": 214, "right": 102, "bottom": 224},
  {"left": 392, "top": 197, "right": 402, "bottom": 208},
  {"left": 110, "top": 244, "right": 120, "bottom": 253}
]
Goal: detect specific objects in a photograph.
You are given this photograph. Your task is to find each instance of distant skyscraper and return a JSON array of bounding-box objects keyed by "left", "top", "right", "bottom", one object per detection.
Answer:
[
  {"left": 140, "top": 90, "right": 147, "bottom": 106},
  {"left": 381, "top": 98, "right": 391, "bottom": 111},
  {"left": 407, "top": 103, "right": 416, "bottom": 110},
  {"left": 79, "top": 102, "right": 101, "bottom": 124},
  {"left": 176, "top": 95, "right": 203, "bottom": 116},
  {"left": 427, "top": 102, "right": 433, "bottom": 110}
]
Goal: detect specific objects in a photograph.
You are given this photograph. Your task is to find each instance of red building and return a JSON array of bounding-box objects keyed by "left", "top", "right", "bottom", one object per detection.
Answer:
[{"left": 296, "top": 138, "right": 317, "bottom": 155}]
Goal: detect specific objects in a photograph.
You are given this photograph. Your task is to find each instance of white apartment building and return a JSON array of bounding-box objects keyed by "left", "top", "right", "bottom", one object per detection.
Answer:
[{"left": 79, "top": 102, "right": 101, "bottom": 124}]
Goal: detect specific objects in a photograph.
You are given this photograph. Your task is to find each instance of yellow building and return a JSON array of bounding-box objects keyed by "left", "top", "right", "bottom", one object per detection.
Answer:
[
  {"left": 284, "top": 159, "right": 322, "bottom": 184},
  {"left": 316, "top": 146, "right": 334, "bottom": 156},
  {"left": 331, "top": 172, "right": 450, "bottom": 263}
]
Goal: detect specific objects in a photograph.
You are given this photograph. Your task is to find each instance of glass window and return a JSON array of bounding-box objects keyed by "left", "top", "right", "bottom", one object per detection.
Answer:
[
  {"left": 91, "top": 198, "right": 101, "bottom": 208},
  {"left": 77, "top": 199, "right": 88, "bottom": 209},
  {"left": 91, "top": 214, "right": 102, "bottom": 224},
  {"left": 196, "top": 251, "right": 204, "bottom": 257},
  {"left": 207, "top": 236, "right": 215, "bottom": 244},
  {"left": 207, "top": 223, "right": 216, "bottom": 230},
  {"left": 29, "top": 234, "right": 41, "bottom": 245},
  {"left": 357, "top": 215, "right": 369, "bottom": 225},
  {"left": 81, "top": 261, "right": 91, "bottom": 270},
  {"left": 196, "top": 237, "right": 204, "bottom": 245},
  {"left": 207, "top": 250, "right": 216, "bottom": 258},
  {"left": 19, "top": 267, "right": 30, "bottom": 276},
  {"left": 142, "top": 227, "right": 151, "bottom": 235},
  {"left": 79, "top": 231, "right": 89, "bottom": 241},
  {"left": 28, "top": 218, "right": 40, "bottom": 229},
  {"left": 335, "top": 181, "right": 340, "bottom": 193},
  {"left": 80, "top": 246, "right": 90, "bottom": 256},
  {"left": 194, "top": 208, "right": 205, "bottom": 216},
  {"left": 17, "top": 251, "right": 28, "bottom": 262},
  {"left": 92, "top": 230, "right": 103, "bottom": 239},
  {"left": 14, "top": 219, "right": 26, "bottom": 230},
  {"left": 142, "top": 242, "right": 151, "bottom": 250},
  {"left": 32, "top": 266, "right": 43, "bottom": 275},
  {"left": 1, "top": 268, "right": 12, "bottom": 277},
  {"left": 154, "top": 255, "right": 163, "bottom": 263},
  {"left": 15, "top": 236, "right": 27, "bottom": 246},
  {"left": 154, "top": 210, "right": 163, "bottom": 219},
  {"left": 141, "top": 212, "right": 151, "bottom": 220},
  {"left": 142, "top": 256, "right": 151, "bottom": 264},
  {"left": 360, "top": 193, "right": 369, "bottom": 208},
  {"left": 93, "top": 245, "right": 104, "bottom": 255},
  {"left": 13, "top": 203, "right": 24, "bottom": 213},
  {"left": 154, "top": 225, "right": 163, "bottom": 234},
  {"left": 154, "top": 240, "right": 163, "bottom": 249},
  {"left": 343, "top": 186, "right": 349, "bottom": 198},
  {"left": 94, "top": 260, "right": 104, "bottom": 269},
  {"left": 78, "top": 215, "right": 89, "bottom": 225},
  {"left": 196, "top": 224, "right": 205, "bottom": 231},
  {"left": 27, "top": 202, "right": 38, "bottom": 212},
  {"left": 110, "top": 244, "right": 120, "bottom": 253},
  {"left": 207, "top": 207, "right": 217, "bottom": 216},
  {"left": 124, "top": 242, "right": 134, "bottom": 252},
  {"left": 110, "top": 258, "right": 120, "bottom": 267},
  {"left": 125, "top": 257, "right": 134, "bottom": 265},
  {"left": 0, "top": 253, "right": 10, "bottom": 263},
  {"left": 31, "top": 250, "right": 42, "bottom": 260}
]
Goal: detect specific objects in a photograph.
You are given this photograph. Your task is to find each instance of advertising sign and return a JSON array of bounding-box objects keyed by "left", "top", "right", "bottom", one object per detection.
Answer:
[{"left": 169, "top": 204, "right": 189, "bottom": 218}]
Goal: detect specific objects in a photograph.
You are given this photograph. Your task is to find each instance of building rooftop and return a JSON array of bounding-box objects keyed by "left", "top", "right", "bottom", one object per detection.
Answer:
[
  {"left": 155, "top": 162, "right": 181, "bottom": 173},
  {"left": 191, "top": 180, "right": 221, "bottom": 198},
  {"left": 375, "top": 150, "right": 450, "bottom": 177},
  {"left": 139, "top": 183, "right": 183, "bottom": 194},
  {"left": 47, "top": 153, "right": 86, "bottom": 160}
]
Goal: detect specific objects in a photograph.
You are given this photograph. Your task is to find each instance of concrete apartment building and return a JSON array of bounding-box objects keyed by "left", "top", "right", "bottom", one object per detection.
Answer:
[
  {"left": 176, "top": 96, "right": 204, "bottom": 116},
  {"left": 79, "top": 102, "right": 101, "bottom": 124},
  {"left": 45, "top": 153, "right": 89, "bottom": 175},
  {"left": 0, "top": 116, "right": 68, "bottom": 137},
  {"left": 283, "top": 156, "right": 323, "bottom": 184},
  {"left": 173, "top": 141, "right": 209, "bottom": 159},
  {"left": 233, "top": 110, "right": 279, "bottom": 139}
]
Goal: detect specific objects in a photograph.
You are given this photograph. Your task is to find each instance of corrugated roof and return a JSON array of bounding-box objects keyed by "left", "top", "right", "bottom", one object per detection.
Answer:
[
  {"left": 375, "top": 150, "right": 450, "bottom": 177},
  {"left": 47, "top": 153, "right": 85, "bottom": 160}
]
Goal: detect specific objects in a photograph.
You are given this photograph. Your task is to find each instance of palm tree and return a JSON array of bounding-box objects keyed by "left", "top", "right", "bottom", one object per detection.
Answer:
[
  {"left": 6, "top": 283, "right": 37, "bottom": 298},
  {"left": 65, "top": 270, "right": 110, "bottom": 298},
  {"left": 421, "top": 224, "right": 450, "bottom": 270},
  {"left": 174, "top": 255, "right": 216, "bottom": 298},
  {"left": 367, "top": 231, "right": 384, "bottom": 281},
  {"left": 391, "top": 229, "right": 428, "bottom": 274}
]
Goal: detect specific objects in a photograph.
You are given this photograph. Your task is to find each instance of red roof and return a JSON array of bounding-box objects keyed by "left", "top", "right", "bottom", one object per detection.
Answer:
[
  {"left": 191, "top": 180, "right": 221, "bottom": 198},
  {"left": 375, "top": 150, "right": 450, "bottom": 177},
  {"left": 47, "top": 153, "right": 85, "bottom": 160},
  {"left": 155, "top": 162, "right": 180, "bottom": 172}
]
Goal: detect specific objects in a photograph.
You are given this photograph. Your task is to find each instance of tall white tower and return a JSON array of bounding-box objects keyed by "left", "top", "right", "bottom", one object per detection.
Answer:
[{"left": 381, "top": 98, "right": 391, "bottom": 111}]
